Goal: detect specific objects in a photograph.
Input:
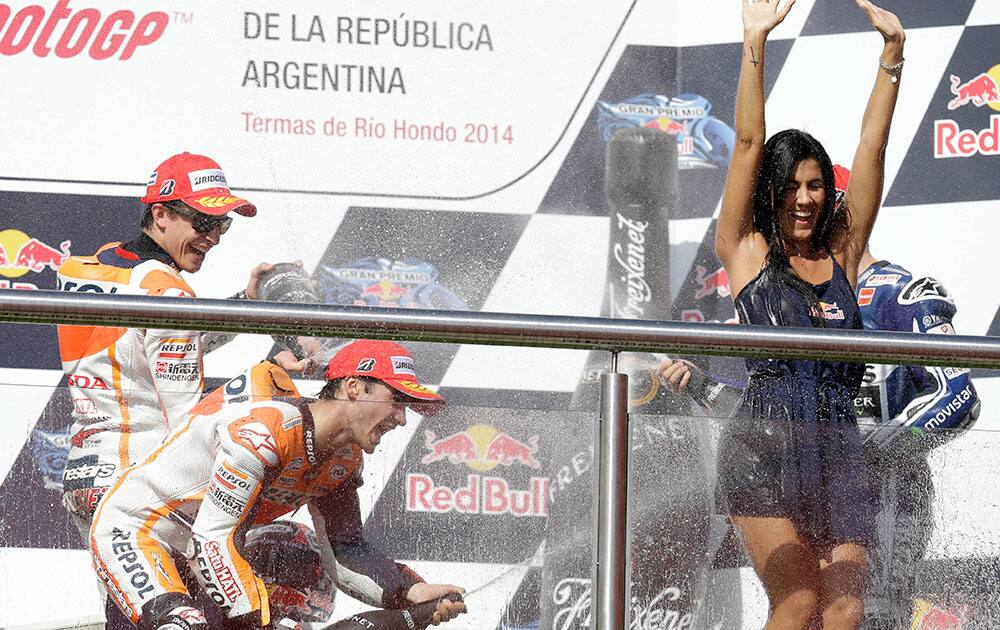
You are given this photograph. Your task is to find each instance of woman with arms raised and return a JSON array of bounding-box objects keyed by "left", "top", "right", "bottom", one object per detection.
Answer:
[{"left": 714, "top": 1, "right": 905, "bottom": 628}]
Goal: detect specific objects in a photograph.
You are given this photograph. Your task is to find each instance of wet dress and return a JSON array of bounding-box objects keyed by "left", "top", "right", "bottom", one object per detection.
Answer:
[{"left": 719, "top": 257, "right": 875, "bottom": 548}]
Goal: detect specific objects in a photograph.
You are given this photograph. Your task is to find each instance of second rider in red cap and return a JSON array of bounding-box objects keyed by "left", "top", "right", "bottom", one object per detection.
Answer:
[{"left": 89, "top": 339, "right": 466, "bottom": 629}]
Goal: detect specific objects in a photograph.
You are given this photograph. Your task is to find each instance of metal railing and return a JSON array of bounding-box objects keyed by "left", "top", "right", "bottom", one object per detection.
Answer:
[
  {"left": 3, "top": 288, "right": 999, "bottom": 630},
  {"left": 2, "top": 289, "right": 1000, "bottom": 367}
]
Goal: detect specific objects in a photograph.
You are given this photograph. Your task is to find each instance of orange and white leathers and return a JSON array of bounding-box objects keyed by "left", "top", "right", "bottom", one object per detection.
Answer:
[
  {"left": 57, "top": 239, "right": 247, "bottom": 536},
  {"left": 90, "top": 396, "right": 361, "bottom": 626},
  {"left": 58, "top": 241, "right": 206, "bottom": 528}
]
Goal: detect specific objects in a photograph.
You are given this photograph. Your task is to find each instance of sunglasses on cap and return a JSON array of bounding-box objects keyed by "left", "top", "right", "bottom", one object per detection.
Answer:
[{"left": 166, "top": 202, "right": 233, "bottom": 235}]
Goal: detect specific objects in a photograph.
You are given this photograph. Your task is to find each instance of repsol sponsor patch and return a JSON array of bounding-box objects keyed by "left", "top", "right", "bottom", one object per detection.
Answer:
[{"left": 109, "top": 527, "right": 155, "bottom": 599}]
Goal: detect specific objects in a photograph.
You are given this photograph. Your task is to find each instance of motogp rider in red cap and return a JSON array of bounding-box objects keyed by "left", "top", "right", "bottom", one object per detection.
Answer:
[
  {"left": 90, "top": 339, "right": 466, "bottom": 630},
  {"left": 58, "top": 152, "right": 276, "bottom": 538}
]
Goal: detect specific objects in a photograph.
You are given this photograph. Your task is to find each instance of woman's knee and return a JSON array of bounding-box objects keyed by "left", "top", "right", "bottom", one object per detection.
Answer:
[
  {"left": 823, "top": 595, "right": 863, "bottom": 629},
  {"left": 772, "top": 588, "right": 819, "bottom": 625}
]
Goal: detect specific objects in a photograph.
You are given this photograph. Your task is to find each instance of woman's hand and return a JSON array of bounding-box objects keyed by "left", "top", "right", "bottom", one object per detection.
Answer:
[
  {"left": 742, "top": 0, "right": 796, "bottom": 37},
  {"left": 856, "top": 0, "right": 905, "bottom": 46},
  {"left": 657, "top": 358, "right": 695, "bottom": 395}
]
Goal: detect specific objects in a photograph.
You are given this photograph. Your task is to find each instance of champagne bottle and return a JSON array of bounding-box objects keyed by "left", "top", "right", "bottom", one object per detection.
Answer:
[
  {"left": 324, "top": 594, "right": 463, "bottom": 630},
  {"left": 256, "top": 262, "right": 320, "bottom": 360},
  {"left": 539, "top": 127, "right": 712, "bottom": 629}
]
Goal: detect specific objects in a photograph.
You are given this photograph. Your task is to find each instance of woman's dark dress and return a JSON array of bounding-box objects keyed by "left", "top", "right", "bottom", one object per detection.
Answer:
[{"left": 719, "top": 257, "right": 875, "bottom": 548}]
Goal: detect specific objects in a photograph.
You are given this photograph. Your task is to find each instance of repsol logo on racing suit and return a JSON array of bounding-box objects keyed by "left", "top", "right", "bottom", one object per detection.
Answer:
[
  {"left": 0, "top": 1, "right": 170, "bottom": 60},
  {"left": 159, "top": 342, "right": 197, "bottom": 354},
  {"left": 108, "top": 528, "right": 154, "bottom": 599}
]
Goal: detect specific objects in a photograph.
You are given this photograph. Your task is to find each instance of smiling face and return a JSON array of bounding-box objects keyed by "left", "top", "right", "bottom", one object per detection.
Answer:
[
  {"left": 149, "top": 202, "right": 224, "bottom": 273},
  {"left": 777, "top": 158, "right": 826, "bottom": 246},
  {"left": 344, "top": 379, "right": 408, "bottom": 454}
]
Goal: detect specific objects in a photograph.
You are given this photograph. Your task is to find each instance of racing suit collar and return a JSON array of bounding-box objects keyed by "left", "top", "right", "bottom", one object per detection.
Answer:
[
  {"left": 283, "top": 397, "right": 319, "bottom": 467},
  {"left": 122, "top": 233, "right": 180, "bottom": 270},
  {"left": 859, "top": 259, "right": 892, "bottom": 281}
]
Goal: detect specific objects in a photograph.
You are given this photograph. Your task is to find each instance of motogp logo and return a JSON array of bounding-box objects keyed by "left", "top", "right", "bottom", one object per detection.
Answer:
[{"left": 0, "top": 1, "right": 170, "bottom": 60}]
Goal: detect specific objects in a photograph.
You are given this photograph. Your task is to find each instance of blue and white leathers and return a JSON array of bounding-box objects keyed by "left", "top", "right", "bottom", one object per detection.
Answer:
[
  {"left": 855, "top": 261, "right": 980, "bottom": 453},
  {"left": 856, "top": 260, "right": 981, "bottom": 630}
]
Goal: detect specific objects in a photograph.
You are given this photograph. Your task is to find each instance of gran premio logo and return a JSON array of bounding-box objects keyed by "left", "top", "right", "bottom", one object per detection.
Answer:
[{"left": 0, "top": 0, "right": 169, "bottom": 60}]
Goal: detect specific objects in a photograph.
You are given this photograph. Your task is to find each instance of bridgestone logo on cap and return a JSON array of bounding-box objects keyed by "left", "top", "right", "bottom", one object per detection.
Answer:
[
  {"left": 356, "top": 358, "right": 376, "bottom": 373},
  {"left": 188, "top": 169, "right": 229, "bottom": 192},
  {"left": 391, "top": 356, "right": 416, "bottom": 376}
]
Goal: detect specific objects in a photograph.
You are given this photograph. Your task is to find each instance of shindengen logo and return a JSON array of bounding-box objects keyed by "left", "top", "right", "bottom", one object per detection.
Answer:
[{"left": 0, "top": 0, "right": 169, "bottom": 60}]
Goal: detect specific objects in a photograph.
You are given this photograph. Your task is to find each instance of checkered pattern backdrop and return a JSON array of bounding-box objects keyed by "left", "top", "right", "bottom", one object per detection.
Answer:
[{"left": 1, "top": 1, "right": 999, "bottom": 627}]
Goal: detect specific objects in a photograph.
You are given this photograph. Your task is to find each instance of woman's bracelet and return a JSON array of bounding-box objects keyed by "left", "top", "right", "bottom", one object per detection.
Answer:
[{"left": 879, "top": 56, "right": 904, "bottom": 84}]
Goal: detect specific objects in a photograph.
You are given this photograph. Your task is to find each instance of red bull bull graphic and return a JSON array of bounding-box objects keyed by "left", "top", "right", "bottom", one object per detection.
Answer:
[
  {"left": 420, "top": 424, "right": 541, "bottom": 470},
  {"left": 596, "top": 93, "right": 735, "bottom": 170},
  {"left": 948, "top": 69, "right": 1000, "bottom": 111},
  {"left": 410, "top": 424, "right": 548, "bottom": 517},
  {"left": 935, "top": 65, "right": 1000, "bottom": 159},
  {"left": 693, "top": 265, "right": 730, "bottom": 300},
  {"left": 420, "top": 430, "right": 477, "bottom": 466},
  {"left": 0, "top": 229, "right": 71, "bottom": 289}
]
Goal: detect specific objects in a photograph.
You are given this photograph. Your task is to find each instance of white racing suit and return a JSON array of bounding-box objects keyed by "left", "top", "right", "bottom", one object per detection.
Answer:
[{"left": 57, "top": 235, "right": 228, "bottom": 535}]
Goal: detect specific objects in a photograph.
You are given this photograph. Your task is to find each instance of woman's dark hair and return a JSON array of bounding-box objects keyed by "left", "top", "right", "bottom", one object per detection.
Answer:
[{"left": 752, "top": 129, "right": 849, "bottom": 271}]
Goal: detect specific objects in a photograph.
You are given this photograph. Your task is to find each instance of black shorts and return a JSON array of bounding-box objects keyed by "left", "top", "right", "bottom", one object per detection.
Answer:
[{"left": 717, "top": 415, "right": 875, "bottom": 550}]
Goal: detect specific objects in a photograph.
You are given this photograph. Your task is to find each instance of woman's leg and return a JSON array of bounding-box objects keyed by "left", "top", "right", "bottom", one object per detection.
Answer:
[
  {"left": 732, "top": 515, "right": 820, "bottom": 630},
  {"left": 818, "top": 542, "right": 868, "bottom": 630}
]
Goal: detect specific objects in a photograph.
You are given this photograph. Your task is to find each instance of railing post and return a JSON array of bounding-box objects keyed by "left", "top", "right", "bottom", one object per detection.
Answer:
[{"left": 593, "top": 351, "right": 629, "bottom": 630}]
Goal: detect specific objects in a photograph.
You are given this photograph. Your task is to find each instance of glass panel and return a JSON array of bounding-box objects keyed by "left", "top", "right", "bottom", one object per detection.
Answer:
[{"left": 1, "top": 332, "right": 997, "bottom": 628}]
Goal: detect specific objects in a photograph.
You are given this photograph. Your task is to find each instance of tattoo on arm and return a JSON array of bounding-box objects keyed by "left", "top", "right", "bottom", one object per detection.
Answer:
[{"left": 747, "top": 46, "right": 760, "bottom": 67}]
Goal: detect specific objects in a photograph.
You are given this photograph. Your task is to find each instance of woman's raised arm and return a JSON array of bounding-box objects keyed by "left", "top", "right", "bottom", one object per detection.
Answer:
[
  {"left": 717, "top": 0, "right": 795, "bottom": 280},
  {"left": 844, "top": 0, "right": 905, "bottom": 275}
]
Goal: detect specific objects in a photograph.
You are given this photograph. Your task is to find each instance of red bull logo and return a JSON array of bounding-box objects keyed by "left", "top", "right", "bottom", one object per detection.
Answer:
[
  {"left": 0, "top": 229, "right": 71, "bottom": 279},
  {"left": 406, "top": 473, "right": 549, "bottom": 517},
  {"left": 948, "top": 68, "right": 1000, "bottom": 111},
  {"left": 642, "top": 117, "right": 687, "bottom": 136},
  {"left": 934, "top": 114, "right": 1000, "bottom": 159},
  {"left": 361, "top": 279, "right": 409, "bottom": 305},
  {"left": 421, "top": 424, "right": 541, "bottom": 471},
  {"left": 693, "top": 265, "right": 730, "bottom": 300}
]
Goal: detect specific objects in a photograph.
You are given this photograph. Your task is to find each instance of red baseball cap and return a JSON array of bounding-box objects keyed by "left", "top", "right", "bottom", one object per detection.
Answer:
[
  {"left": 141, "top": 152, "right": 257, "bottom": 217},
  {"left": 325, "top": 339, "right": 445, "bottom": 412}
]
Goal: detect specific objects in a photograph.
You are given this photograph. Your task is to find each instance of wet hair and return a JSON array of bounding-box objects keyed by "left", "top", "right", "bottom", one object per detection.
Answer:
[
  {"left": 140, "top": 200, "right": 193, "bottom": 229},
  {"left": 751, "top": 130, "right": 849, "bottom": 327},
  {"left": 752, "top": 129, "right": 849, "bottom": 272},
  {"left": 140, "top": 203, "right": 156, "bottom": 229},
  {"left": 317, "top": 376, "right": 378, "bottom": 400}
]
